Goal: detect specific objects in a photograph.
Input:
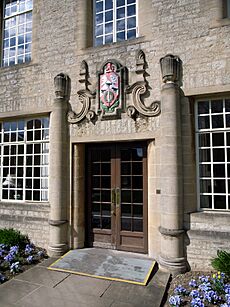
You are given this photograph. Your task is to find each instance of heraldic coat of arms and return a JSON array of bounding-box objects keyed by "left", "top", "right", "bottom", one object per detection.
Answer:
[{"left": 99, "top": 62, "right": 120, "bottom": 113}]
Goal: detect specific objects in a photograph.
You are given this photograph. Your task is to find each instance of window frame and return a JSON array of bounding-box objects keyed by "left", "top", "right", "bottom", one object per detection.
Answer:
[
  {"left": 223, "top": 0, "right": 230, "bottom": 18},
  {"left": 93, "top": 0, "right": 139, "bottom": 47},
  {"left": 0, "top": 117, "right": 49, "bottom": 203},
  {"left": 2, "top": 0, "right": 33, "bottom": 67},
  {"left": 195, "top": 98, "right": 230, "bottom": 211}
]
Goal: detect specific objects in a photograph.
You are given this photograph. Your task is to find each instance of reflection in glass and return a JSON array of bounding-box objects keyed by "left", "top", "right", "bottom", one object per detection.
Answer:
[
  {"left": 200, "top": 179, "right": 211, "bottom": 193},
  {"left": 133, "top": 219, "right": 143, "bottom": 232},
  {"left": 212, "top": 133, "right": 224, "bottom": 147},
  {"left": 213, "top": 164, "right": 225, "bottom": 178},
  {"left": 211, "top": 100, "right": 223, "bottom": 113},
  {"left": 121, "top": 218, "right": 131, "bottom": 231},
  {"left": 198, "top": 116, "right": 209, "bottom": 129},
  {"left": 102, "top": 204, "right": 111, "bottom": 216},
  {"left": 213, "top": 148, "right": 225, "bottom": 162},
  {"left": 121, "top": 204, "right": 131, "bottom": 217},
  {"left": 198, "top": 101, "right": 209, "bottom": 114},
  {"left": 102, "top": 217, "right": 111, "bottom": 229},
  {"left": 200, "top": 195, "right": 212, "bottom": 208},
  {"left": 214, "top": 195, "right": 226, "bottom": 209},
  {"left": 199, "top": 133, "right": 210, "bottom": 147},
  {"left": 214, "top": 179, "right": 226, "bottom": 193},
  {"left": 212, "top": 115, "right": 224, "bottom": 129},
  {"left": 133, "top": 205, "right": 143, "bottom": 217},
  {"left": 133, "top": 190, "right": 143, "bottom": 203},
  {"left": 92, "top": 216, "right": 101, "bottom": 228},
  {"left": 121, "top": 190, "right": 131, "bottom": 203}
]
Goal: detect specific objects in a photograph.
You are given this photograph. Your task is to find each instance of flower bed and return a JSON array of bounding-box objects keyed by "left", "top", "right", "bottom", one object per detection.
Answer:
[
  {"left": 168, "top": 272, "right": 230, "bottom": 307},
  {"left": 0, "top": 242, "right": 47, "bottom": 284}
]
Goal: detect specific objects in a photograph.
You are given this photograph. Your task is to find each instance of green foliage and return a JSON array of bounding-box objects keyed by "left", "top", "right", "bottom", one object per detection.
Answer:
[
  {"left": 211, "top": 250, "right": 230, "bottom": 277},
  {"left": 0, "top": 228, "right": 29, "bottom": 250}
]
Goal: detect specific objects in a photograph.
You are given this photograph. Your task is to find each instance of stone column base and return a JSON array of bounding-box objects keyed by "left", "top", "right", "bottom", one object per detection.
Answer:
[
  {"left": 159, "top": 254, "right": 188, "bottom": 276},
  {"left": 48, "top": 243, "right": 68, "bottom": 257}
]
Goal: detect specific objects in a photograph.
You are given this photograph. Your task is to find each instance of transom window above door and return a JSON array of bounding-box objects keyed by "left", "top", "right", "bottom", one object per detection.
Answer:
[{"left": 94, "top": 0, "right": 138, "bottom": 46}]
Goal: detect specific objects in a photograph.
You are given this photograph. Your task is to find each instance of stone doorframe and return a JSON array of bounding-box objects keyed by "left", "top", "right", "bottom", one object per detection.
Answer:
[{"left": 69, "top": 141, "right": 157, "bottom": 255}]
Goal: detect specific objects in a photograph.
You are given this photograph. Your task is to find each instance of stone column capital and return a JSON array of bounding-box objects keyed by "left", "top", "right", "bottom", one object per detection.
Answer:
[
  {"left": 160, "top": 54, "right": 182, "bottom": 85},
  {"left": 54, "top": 73, "right": 71, "bottom": 101}
]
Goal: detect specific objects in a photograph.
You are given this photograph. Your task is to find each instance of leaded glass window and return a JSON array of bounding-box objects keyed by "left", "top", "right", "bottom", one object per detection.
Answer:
[
  {"left": 94, "top": 0, "right": 138, "bottom": 46},
  {"left": 0, "top": 117, "right": 49, "bottom": 202},
  {"left": 2, "top": 0, "right": 33, "bottom": 67},
  {"left": 196, "top": 98, "right": 230, "bottom": 210}
]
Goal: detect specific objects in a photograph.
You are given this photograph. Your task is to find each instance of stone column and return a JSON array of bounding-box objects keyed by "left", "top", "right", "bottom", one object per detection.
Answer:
[
  {"left": 77, "top": 0, "right": 93, "bottom": 49},
  {"left": 48, "top": 73, "right": 70, "bottom": 257},
  {"left": 158, "top": 54, "right": 188, "bottom": 275}
]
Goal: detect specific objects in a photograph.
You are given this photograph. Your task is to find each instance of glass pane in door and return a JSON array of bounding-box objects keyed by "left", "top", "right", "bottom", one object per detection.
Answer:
[
  {"left": 120, "top": 147, "right": 144, "bottom": 232},
  {"left": 91, "top": 148, "right": 111, "bottom": 229}
]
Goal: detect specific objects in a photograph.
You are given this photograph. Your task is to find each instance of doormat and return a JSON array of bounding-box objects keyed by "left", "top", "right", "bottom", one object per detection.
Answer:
[{"left": 48, "top": 248, "right": 155, "bottom": 285}]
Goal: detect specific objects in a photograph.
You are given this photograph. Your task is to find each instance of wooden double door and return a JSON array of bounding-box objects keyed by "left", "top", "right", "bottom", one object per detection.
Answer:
[{"left": 86, "top": 142, "right": 148, "bottom": 253}]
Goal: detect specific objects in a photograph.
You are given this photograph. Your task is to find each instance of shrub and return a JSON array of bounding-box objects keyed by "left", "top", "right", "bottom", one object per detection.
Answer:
[
  {"left": 0, "top": 228, "right": 29, "bottom": 250},
  {"left": 211, "top": 250, "right": 230, "bottom": 277}
]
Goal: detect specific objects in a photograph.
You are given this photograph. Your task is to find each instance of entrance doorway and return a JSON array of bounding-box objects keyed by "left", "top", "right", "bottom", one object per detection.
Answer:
[{"left": 86, "top": 142, "right": 148, "bottom": 253}]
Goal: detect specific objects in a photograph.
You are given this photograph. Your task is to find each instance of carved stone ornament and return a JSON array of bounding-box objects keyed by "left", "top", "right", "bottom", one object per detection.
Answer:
[
  {"left": 126, "top": 50, "right": 161, "bottom": 119},
  {"left": 54, "top": 73, "right": 71, "bottom": 100},
  {"left": 160, "top": 54, "right": 182, "bottom": 84},
  {"left": 97, "top": 60, "right": 127, "bottom": 119},
  {"left": 67, "top": 61, "right": 96, "bottom": 123}
]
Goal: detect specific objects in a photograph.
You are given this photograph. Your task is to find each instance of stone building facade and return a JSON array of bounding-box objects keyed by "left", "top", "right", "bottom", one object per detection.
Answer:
[{"left": 0, "top": 0, "right": 230, "bottom": 274}]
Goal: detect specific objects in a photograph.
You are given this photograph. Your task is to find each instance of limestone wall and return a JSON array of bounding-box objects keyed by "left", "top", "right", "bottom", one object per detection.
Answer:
[{"left": 0, "top": 0, "right": 229, "bottom": 267}]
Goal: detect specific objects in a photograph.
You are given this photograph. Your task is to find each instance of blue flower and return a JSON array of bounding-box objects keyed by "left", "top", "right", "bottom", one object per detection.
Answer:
[
  {"left": 190, "top": 290, "right": 201, "bottom": 298},
  {"left": 225, "top": 285, "right": 230, "bottom": 294},
  {"left": 4, "top": 252, "right": 15, "bottom": 263},
  {"left": 174, "top": 285, "right": 187, "bottom": 295},
  {"left": 25, "top": 244, "right": 34, "bottom": 254},
  {"left": 37, "top": 250, "right": 44, "bottom": 257},
  {"left": 26, "top": 255, "right": 34, "bottom": 263},
  {"left": 204, "top": 290, "right": 220, "bottom": 303},
  {"left": 225, "top": 294, "right": 230, "bottom": 304},
  {"left": 189, "top": 279, "right": 198, "bottom": 288},
  {"left": 10, "top": 261, "right": 20, "bottom": 274},
  {"left": 198, "top": 282, "right": 211, "bottom": 292},
  {"left": 9, "top": 245, "right": 19, "bottom": 255},
  {"left": 191, "top": 297, "right": 205, "bottom": 307},
  {"left": 169, "top": 295, "right": 182, "bottom": 306},
  {"left": 199, "top": 275, "right": 210, "bottom": 283}
]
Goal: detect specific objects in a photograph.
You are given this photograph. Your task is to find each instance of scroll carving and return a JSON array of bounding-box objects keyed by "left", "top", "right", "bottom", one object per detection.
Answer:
[
  {"left": 67, "top": 61, "right": 95, "bottom": 124},
  {"left": 126, "top": 50, "right": 161, "bottom": 118},
  {"left": 126, "top": 81, "right": 160, "bottom": 118}
]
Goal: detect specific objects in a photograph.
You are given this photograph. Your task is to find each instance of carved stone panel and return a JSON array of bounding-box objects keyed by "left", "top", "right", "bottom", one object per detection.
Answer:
[{"left": 97, "top": 60, "right": 127, "bottom": 119}]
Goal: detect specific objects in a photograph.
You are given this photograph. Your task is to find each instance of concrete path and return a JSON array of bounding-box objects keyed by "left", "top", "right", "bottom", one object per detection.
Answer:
[{"left": 0, "top": 258, "right": 170, "bottom": 307}]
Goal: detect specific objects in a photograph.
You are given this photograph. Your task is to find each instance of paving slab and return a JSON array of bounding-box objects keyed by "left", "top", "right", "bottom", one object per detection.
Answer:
[
  {"left": 0, "top": 279, "right": 40, "bottom": 305},
  {"left": 54, "top": 273, "right": 112, "bottom": 297},
  {"left": 15, "top": 266, "right": 69, "bottom": 287},
  {"left": 13, "top": 285, "right": 114, "bottom": 307},
  {"left": 37, "top": 257, "right": 58, "bottom": 268},
  {"left": 102, "top": 269, "right": 170, "bottom": 307}
]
